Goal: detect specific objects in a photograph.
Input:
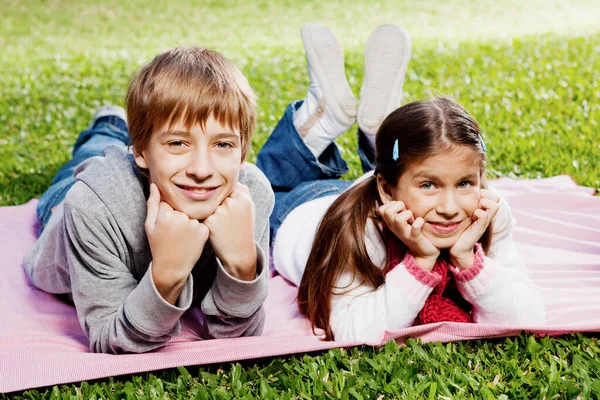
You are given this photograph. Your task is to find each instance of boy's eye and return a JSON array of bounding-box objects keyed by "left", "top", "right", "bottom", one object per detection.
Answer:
[
  {"left": 420, "top": 182, "right": 435, "bottom": 190},
  {"left": 458, "top": 181, "right": 472, "bottom": 189},
  {"left": 168, "top": 140, "right": 186, "bottom": 148},
  {"left": 216, "top": 142, "right": 234, "bottom": 149}
]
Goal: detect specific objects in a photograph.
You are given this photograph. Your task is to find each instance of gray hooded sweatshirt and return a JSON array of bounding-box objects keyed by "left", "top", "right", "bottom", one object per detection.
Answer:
[{"left": 24, "top": 145, "right": 274, "bottom": 354}]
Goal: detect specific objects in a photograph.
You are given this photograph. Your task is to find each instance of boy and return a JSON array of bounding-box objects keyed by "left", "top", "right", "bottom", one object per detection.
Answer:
[{"left": 23, "top": 46, "right": 274, "bottom": 354}]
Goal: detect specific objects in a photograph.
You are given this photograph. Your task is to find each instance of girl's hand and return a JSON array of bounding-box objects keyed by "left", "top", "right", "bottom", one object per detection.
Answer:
[
  {"left": 204, "top": 183, "right": 257, "bottom": 281},
  {"left": 449, "top": 189, "right": 500, "bottom": 270},
  {"left": 379, "top": 201, "right": 440, "bottom": 271}
]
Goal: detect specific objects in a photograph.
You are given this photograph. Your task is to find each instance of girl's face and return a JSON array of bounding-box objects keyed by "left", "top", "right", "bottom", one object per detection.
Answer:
[{"left": 383, "top": 146, "right": 482, "bottom": 249}]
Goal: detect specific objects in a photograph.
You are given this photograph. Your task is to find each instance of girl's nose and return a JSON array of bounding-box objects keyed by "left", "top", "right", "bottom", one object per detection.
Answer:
[{"left": 437, "top": 191, "right": 460, "bottom": 218}]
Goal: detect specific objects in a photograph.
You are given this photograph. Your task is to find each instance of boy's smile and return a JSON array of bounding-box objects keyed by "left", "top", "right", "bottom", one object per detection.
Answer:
[
  {"left": 177, "top": 185, "right": 219, "bottom": 200},
  {"left": 389, "top": 146, "right": 482, "bottom": 249},
  {"left": 135, "top": 116, "right": 242, "bottom": 220}
]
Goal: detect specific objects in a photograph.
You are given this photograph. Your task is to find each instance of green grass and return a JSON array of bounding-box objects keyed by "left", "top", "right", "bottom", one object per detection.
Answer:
[
  {"left": 2, "top": 0, "right": 600, "bottom": 397},
  {"left": 5, "top": 335, "right": 600, "bottom": 399}
]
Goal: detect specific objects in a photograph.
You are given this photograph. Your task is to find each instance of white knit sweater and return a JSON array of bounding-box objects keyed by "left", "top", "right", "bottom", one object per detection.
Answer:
[{"left": 273, "top": 179, "right": 546, "bottom": 343}]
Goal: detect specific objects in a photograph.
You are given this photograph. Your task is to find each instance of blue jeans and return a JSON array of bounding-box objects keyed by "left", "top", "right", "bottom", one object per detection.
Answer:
[
  {"left": 37, "top": 116, "right": 130, "bottom": 233},
  {"left": 256, "top": 100, "right": 375, "bottom": 241}
]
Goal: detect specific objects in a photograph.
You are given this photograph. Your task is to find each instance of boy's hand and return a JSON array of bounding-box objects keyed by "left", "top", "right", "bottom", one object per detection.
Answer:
[
  {"left": 145, "top": 183, "right": 209, "bottom": 304},
  {"left": 449, "top": 189, "right": 500, "bottom": 270},
  {"left": 204, "top": 183, "right": 257, "bottom": 281},
  {"left": 379, "top": 201, "right": 440, "bottom": 271}
]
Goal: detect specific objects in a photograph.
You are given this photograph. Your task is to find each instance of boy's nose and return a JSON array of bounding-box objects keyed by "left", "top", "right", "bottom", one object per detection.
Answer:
[{"left": 186, "top": 148, "right": 214, "bottom": 179}]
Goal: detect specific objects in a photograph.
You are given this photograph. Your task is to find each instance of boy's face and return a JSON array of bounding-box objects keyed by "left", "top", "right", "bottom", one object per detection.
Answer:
[{"left": 135, "top": 116, "right": 242, "bottom": 220}]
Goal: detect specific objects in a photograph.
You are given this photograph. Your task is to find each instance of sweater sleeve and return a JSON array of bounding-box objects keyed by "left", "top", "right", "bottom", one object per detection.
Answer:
[
  {"left": 64, "top": 205, "right": 194, "bottom": 354},
  {"left": 329, "top": 252, "right": 442, "bottom": 344},
  {"left": 450, "top": 193, "right": 546, "bottom": 325},
  {"left": 200, "top": 227, "right": 269, "bottom": 338},
  {"left": 200, "top": 163, "right": 274, "bottom": 338}
]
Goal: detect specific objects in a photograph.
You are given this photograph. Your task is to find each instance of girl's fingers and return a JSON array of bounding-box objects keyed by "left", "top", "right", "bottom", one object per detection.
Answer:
[
  {"left": 461, "top": 209, "right": 489, "bottom": 245},
  {"left": 479, "top": 198, "right": 498, "bottom": 210},
  {"left": 471, "top": 209, "right": 491, "bottom": 238},
  {"left": 473, "top": 208, "right": 487, "bottom": 221},
  {"left": 393, "top": 210, "right": 414, "bottom": 237},
  {"left": 397, "top": 210, "right": 414, "bottom": 224},
  {"left": 410, "top": 217, "right": 425, "bottom": 238},
  {"left": 479, "top": 198, "right": 500, "bottom": 220},
  {"left": 379, "top": 201, "right": 406, "bottom": 224},
  {"left": 480, "top": 188, "right": 500, "bottom": 203},
  {"left": 379, "top": 200, "right": 405, "bottom": 216}
]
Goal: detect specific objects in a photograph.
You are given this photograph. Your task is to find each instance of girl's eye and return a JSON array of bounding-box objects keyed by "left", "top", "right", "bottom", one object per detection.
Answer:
[
  {"left": 458, "top": 181, "right": 472, "bottom": 189},
  {"left": 420, "top": 182, "right": 435, "bottom": 190}
]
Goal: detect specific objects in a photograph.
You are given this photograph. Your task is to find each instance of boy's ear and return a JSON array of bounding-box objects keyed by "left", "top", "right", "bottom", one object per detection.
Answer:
[
  {"left": 134, "top": 149, "right": 148, "bottom": 170},
  {"left": 376, "top": 174, "right": 394, "bottom": 205}
]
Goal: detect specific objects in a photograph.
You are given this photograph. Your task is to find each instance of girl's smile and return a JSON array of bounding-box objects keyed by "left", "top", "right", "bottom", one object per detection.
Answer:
[{"left": 427, "top": 220, "right": 464, "bottom": 234}]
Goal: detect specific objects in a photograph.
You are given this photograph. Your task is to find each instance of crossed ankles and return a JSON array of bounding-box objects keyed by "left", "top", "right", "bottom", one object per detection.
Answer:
[{"left": 294, "top": 22, "right": 412, "bottom": 157}]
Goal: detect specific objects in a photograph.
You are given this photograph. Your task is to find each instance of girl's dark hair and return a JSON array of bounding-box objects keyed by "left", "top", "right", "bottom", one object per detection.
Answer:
[{"left": 297, "top": 97, "right": 491, "bottom": 340}]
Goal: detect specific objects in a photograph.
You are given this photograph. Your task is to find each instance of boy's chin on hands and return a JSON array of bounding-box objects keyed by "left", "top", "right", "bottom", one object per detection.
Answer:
[{"left": 203, "top": 182, "right": 258, "bottom": 281}]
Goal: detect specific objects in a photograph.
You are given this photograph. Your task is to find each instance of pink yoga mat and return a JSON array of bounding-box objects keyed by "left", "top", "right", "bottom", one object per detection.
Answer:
[{"left": 1, "top": 175, "right": 599, "bottom": 393}]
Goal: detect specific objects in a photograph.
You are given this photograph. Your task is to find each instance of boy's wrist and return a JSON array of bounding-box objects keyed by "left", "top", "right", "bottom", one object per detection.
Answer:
[
  {"left": 151, "top": 264, "right": 189, "bottom": 305},
  {"left": 221, "top": 249, "right": 258, "bottom": 281}
]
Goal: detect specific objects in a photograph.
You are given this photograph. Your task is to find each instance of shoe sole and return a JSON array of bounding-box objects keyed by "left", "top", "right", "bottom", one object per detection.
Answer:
[
  {"left": 300, "top": 22, "right": 357, "bottom": 126},
  {"left": 358, "top": 25, "right": 411, "bottom": 136}
]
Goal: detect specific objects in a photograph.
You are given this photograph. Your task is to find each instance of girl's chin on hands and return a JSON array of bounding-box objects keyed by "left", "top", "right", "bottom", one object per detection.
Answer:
[{"left": 447, "top": 209, "right": 492, "bottom": 269}]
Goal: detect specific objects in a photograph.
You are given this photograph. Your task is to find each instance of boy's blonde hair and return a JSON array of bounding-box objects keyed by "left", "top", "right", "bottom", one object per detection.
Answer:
[{"left": 126, "top": 46, "right": 257, "bottom": 160}]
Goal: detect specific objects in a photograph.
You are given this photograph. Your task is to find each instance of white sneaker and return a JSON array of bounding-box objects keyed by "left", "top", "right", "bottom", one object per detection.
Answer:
[
  {"left": 87, "top": 105, "right": 127, "bottom": 130},
  {"left": 358, "top": 25, "right": 411, "bottom": 139},
  {"left": 300, "top": 22, "right": 357, "bottom": 127},
  {"left": 293, "top": 23, "right": 358, "bottom": 157}
]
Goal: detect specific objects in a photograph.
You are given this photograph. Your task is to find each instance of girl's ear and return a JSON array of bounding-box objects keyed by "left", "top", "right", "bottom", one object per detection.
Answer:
[{"left": 376, "top": 174, "right": 394, "bottom": 205}]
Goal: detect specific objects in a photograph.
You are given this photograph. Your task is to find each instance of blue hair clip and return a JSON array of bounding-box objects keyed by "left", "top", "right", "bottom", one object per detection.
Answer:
[
  {"left": 478, "top": 133, "right": 487, "bottom": 153},
  {"left": 392, "top": 139, "right": 399, "bottom": 161}
]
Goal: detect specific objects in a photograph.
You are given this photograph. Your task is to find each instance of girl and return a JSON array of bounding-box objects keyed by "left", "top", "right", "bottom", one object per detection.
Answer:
[{"left": 258, "top": 23, "right": 545, "bottom": 342}]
